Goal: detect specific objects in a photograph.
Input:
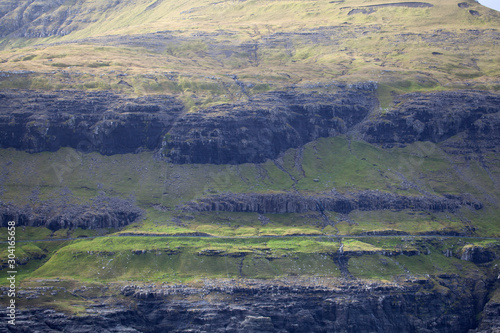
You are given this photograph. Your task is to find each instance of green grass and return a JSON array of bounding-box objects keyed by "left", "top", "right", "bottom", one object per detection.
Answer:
[
  {"left": 122, "top": 210, "right": 330, "bottom": 237},
  {"left": 342, "top": 239, "right": 383, "bottom": 253},
  {"left": 117, "top": 207, "right": 476, "bottom": 237},
  {"left": 0, "top": 240, "right": 71, "bottom": 283},
  {"left": 0, "top": 0, "right": 498, "bottom": 102},
  {"left": 1, "top": 134, "right": 497, "bottom": 239},
  {"left": 297, "top": 137, "right": 401, "bottom": 192},
  {"left": 377, "top": 80, "right": 444, "bottom": 109},
  {"left": 349, "top": 255, "right": 407, "bottom": 280},
  {"left": 20, "top": 236, "right": 341, "bottom": 282},
  {"left": 3, "top": 235, "right": 496, "bottom": 285},
  {"left": 0, "top": 132, "right": 498, "bottom": 288},
  {"left": 336, "top": 210, "right": 466, "bottom": 235},
  {"left": 346, "top": 238, "right": 496, "bottom": 280},
  {"left": 1, "top": 233, "right": 498, "bottom": 316}
]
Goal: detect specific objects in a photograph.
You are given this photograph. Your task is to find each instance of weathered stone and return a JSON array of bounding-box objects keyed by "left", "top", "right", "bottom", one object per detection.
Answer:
[
  {"left": 0, "top": 195, "right": 144, "bottom": 231},
  {"left": 181, "top": 191, "right": 481, "bottom": 215},
  {"left": 1, "top": 276, "right": 496, "bottom": 333},
  {"left": 460, "top": 245, "right": 497, "bottom": 264},
  {"left": 0, "top": 89, "right": 498, "bottom": 166},
  {"left": 359, "top": 90, "right": 500, "bottom": 147}
]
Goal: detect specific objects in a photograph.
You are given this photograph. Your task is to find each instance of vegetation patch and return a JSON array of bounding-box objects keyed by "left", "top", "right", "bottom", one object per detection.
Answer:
[{"left": 22, "top": 236, "right": 343, "bottom": 281}]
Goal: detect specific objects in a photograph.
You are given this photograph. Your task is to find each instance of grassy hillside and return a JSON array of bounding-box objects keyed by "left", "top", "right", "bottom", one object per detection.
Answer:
[
  {"left": 1, "top": 136, "right": 498, "bottom": 241},
  {"left": 2, "top": 0, "right": 498, "bottom": 41},
  {"left": 0, "top": 1, "right": 499, "bottom": 317},
  {"left": 0, "top": 0, "right": 499, "bottom": 106}
]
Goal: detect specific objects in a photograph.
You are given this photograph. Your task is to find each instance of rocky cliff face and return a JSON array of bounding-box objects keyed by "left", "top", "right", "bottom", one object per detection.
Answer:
[
  {"left": 181, "top": 191, "right": 482, "bottom": 215},
  {"left": 0, "top": 90, "right": 184, "bottom": 154},
  {"left": 2, "top": 276, "right": 498, "bottom": 333},
  {"left": 460, "top": 245, "right": 498, "bottom": 264},
  {"left": 471, "top": 286, "right": 500, "bottom": 333},
  {"left": 0, "top": 88, "right": 378, "bottom": 163},
  {"left": 164, "top": 88, "right": 378, "bottom": 164},
  {"left": 0, "top": 89, "right": 498, "bottom": 165},
  {"left": 359, "top": 90, "right": 500, "bottom": 148},
  {"left": 0, "top": 194, "right": 144, "bottom": 230}
]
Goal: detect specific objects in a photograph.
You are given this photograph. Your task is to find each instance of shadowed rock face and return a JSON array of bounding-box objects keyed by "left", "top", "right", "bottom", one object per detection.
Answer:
[
  {"left": 164, "top": 90, "right": 378, "bottom": 164},
  {"left": 0, "top": 89, "right": 378, "bottom": 163},
  {"left": 359, "top": 90, "right": 500, "bottom": 147},
  {"left": 2, "top": 276, "right": 497, "bottom": 333},
  {"left": 181, "top": 191, "right": 482, "bottom": 215},
  {"left": 461, "top": 245, "right": 497, "bottom": 264},
  {"left": 0, "top": 195, "right": 144, "bottom": 230},
  {"left": 0, "top": 89, "right": 498, "bottom": 164},
  {"left": 0, "top": 90, "right": 185, "bottom": 155}
]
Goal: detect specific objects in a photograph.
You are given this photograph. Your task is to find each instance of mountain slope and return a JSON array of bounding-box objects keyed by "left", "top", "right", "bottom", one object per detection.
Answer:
[
  {"left": 0, "top": 0, "right": 499, "bottom": 104},
  {"left": 0, "top": 1, "right": 499, "bottom": 332}
]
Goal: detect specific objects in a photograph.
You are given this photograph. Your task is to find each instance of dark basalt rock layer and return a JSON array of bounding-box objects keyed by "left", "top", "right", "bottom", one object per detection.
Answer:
[
  {"left": 181, "top": 191, "right": 482, "bottom": 215},
  {"left": 0, "top": 90, "right": 184, "bottom": 155},
  {"left": 164, "top": 89, "right": 378, "bottom": 164},
  {"left": 359, "top": 90, "right": 500, "bottom": 147},
  {"left": 0, "top": 195, "right": 144, "bottom": 231},
  {"left": 0, "top": 88, "right": 379, "bottom": 163},
  {"left": 0, "top": 89, "right": 498, "bottom": 165},
  {"left": 460, "top": 245, "right": 497, "bottom": 264},
  {"left": 2, "top": 276, "right": 498, "bottom": 333}
]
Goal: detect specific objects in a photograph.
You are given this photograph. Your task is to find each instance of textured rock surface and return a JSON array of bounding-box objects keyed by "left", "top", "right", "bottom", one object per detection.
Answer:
[
  {"left": 460, "top": 245, "right": 497, "bottom": 264},
  {"left": 0, "top": 195, "right": 144, "bottom": 230},
  {"left": 471, "top": 287, "right": 500, "bottom": 333},
  {"left": 181, "top": 191, "right": 482, "bottom": 215},
  {"left": 1, "top": 277, "right": 498, "bottom": 333},
  {"left": 164, "top": 89, "right": 378, "bottom": 164}
]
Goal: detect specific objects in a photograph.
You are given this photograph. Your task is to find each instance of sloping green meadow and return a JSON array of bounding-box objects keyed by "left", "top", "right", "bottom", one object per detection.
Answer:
[
  {"left": 18, "top": 236, "right": 341, "bottom": 282},
  {"left": 1, "top": 0, "right": 499, "bottom": 102},
  {"left": 1, "top": 136, "right": 498, "bottom": 240}
]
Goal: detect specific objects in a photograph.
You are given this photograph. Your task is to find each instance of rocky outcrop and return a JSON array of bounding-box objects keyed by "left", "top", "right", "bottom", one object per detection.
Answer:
[
  {"left": 0, "top": 194, "right": 144, "bottom": 230},
  {"left": 0, "top": 88, "right": 378, "bottom": 163},
  {"left": 360, "top": 90, "right": 500, "bottom": 148},
  {"left": 164, "top": 89, "right": 378, "bottom": 164},
  {"left": 472, "top": 287, "right": 500, "bottom": 333},
  {"left": 1, "top": 276, "right": 497, "bottom": 333},
  {"left": 460, "top": 245, "right": 497, "bottom": 264},
  {"left": 0, "top": 89, "right": 498, "bottom": 165},
  {"left": 181, "top": 190, "right": 482, "bottom": 215},
  {"left": 0, "top": 90, "right": 184, "bottom": 154}
]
